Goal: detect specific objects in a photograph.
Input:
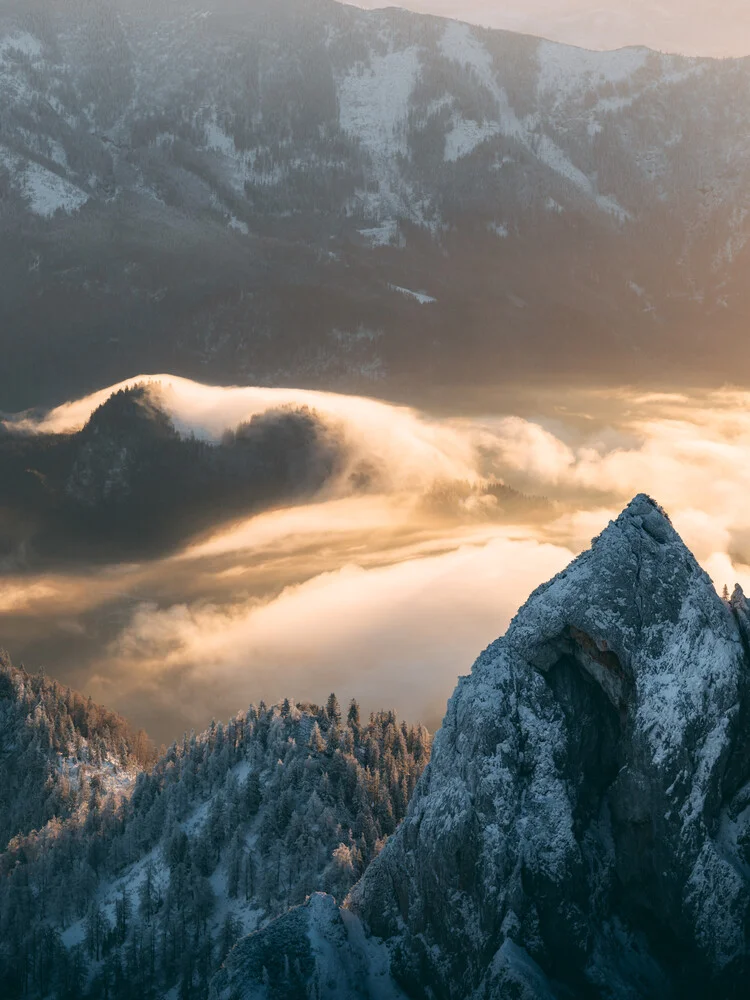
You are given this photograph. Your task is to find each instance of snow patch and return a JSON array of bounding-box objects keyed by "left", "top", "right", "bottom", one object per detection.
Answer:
[
  {"left": 229, "top": 215, "right": 249, "bottom": 235},
  {"left": 439, "top": 21, "right": 495, "bottom": 87},
  {"left": 535, "top": 134, "right": 592, "bottom": 192},
  {"left": 537, "top": 40, "right": 648, "bottom": 103},
  {"left": 358, "top": 220, "right": 400, "bottom": 247},
  {"left": 596, "top": 193, "right": 632, "bottom": 222},
  {"left": 388, "top": 284, "right": 436, "bottom": 304},
  {"left": 0, "top": 32, "right": 43, "bottom": 61},
  {"left": 444, "top": 119, "right": 498, "bottom": 162},
  {"left": 61, "top": 921, "right": 86, "bottom": 948},
  {"left": 487, "top": 222, "right": 509, "bottom": 239},
  {"left": 338, "top": 48, "right": 420, "bottom": 158},
  {"left": 203, "top": 119, "right": 237, "bottom": 158},
  {"left": 0, "top": 151, "right": 90, "bottom": 217}
]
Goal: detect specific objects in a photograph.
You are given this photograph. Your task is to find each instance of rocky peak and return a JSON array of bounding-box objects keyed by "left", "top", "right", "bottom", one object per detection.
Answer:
[
  {"left": 217, "top": 495, "right": 750, "bottom": 999},
  {"left": 730, "top": 583, "right": 750, "bottom": 647},
  {"left": 505, "top": 492, "right": 741, "bottom": 767}
]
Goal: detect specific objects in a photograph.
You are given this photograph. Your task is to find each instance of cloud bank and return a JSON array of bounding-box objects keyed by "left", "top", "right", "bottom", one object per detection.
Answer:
[{"left": 5, "top": 379, "right": 750, "bottom": 741}]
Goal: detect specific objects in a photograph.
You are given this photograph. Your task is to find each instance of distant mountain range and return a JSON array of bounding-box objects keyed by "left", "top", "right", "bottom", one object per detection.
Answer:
[
  {"left": 350, "top": 0, "right": 750, "bottom": 59},
  {"left": 1, "top": 0, "right": 750, "bottom": 408}
]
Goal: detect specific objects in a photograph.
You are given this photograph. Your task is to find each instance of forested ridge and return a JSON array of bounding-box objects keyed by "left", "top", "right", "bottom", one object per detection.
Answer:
[
  {"left": 0, "top": 653, "right": 153, "bottom": 852},
  {"left": 0, "top": 659, "right": 431, "bottom": 1000},
  {"left": 0, "top": 385, "right": 341, "bottom": 565},
  {"left": 3, "top": 1, "right": 750, "bottom": 407}
]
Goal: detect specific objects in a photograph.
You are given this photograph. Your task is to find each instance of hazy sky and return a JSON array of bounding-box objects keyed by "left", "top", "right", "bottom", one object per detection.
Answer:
[{"left": 345, "top": 1, "right": 750, "bottom": 57}]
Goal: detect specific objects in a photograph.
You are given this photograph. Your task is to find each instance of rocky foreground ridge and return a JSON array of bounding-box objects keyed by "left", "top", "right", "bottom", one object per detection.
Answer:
[{"left": 212, "top": 494, "right": 750, "bottom": 999}]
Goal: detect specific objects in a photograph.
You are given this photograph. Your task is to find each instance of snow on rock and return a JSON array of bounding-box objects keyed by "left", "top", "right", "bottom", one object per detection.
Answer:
[
  {"left": 189, "top": 495, "right": 750, "bottom": 997},
  {"left": 338, "top": 47, "right": 420, "bottom": 158},
  {"left": 388, "top": 283, "right": 436, "bottom": 304},
  {"left": 344, "top": 494, "right": 750, "bottom": 996},
  {"left": 536, "top": 39, "right": 649, "bottom": 103},
  {"left": 209, "top": 893, "right": 407, "bottom": 1000}
]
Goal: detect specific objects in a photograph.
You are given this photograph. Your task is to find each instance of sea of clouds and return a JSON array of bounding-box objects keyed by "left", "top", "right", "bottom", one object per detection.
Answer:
[{"left": 5, "top": 375, "right": 750, "bottom": 739}]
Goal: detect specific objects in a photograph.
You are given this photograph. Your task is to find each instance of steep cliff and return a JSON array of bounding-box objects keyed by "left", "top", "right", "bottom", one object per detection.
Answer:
[{"left": 218, "top": 495, "right": 750, "bottom": 998}]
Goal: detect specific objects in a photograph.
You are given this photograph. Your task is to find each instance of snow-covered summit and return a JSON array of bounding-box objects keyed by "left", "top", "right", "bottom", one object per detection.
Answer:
[
  {"left": 505, "top": 492, "right": 742, "bottom": 765},
  {"left": 229, "top": 494, "right": 750, "bottom": 998},
  {"left": 346, "top": 492, "right": 750, "bottom": 996}
]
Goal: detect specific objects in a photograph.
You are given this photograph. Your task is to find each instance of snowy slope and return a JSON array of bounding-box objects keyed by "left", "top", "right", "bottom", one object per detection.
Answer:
[
  {"left": 2, "top": 0, "right": 750, "bottom": 403},
  {"left": 0, "top": 2, "right": 747, "bottom": 251},
  {"left": 0, "top": 689, "right": 430, "bottom": 999}
]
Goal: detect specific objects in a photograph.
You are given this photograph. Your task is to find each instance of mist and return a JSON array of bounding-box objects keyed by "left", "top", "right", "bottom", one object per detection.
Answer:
[{"left": 4, "top": 377, "right": 750, "bottom": 742}]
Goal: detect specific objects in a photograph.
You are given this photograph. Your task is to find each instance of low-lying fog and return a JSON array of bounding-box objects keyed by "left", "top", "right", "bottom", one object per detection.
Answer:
[{"left": 3, "top": 374, "right": 750, "bottom": 743}]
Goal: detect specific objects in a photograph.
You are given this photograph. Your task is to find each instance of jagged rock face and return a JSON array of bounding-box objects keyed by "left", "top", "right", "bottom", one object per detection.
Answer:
[
  {"left": 210, "top": 893, "right": 406, "bottom": 1000},
  {"left": 341, "top": 494, "right": 750, "bottom": 998}
]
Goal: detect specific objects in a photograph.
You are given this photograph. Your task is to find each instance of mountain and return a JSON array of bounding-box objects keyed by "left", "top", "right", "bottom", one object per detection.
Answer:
[
  {"left": 218, "top": 495, "right": 750, "bottom": 998},
  {"left": 378, "top": 0, "right": 750, "bottom": 59},
  {"left": 0, "top": 384, "right": 341, "bottom": 565},
  {"left": 1, "top": 0, "right": 750, "bottom": 408},
  {"left": 0, "top": 652, "right": 151, "bottom": 852},
  {"left": 0, "top": 684, "right": 431, "bottom": 1000}
]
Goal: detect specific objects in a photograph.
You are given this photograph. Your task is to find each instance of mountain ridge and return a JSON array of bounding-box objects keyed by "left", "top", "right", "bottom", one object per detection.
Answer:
[
  {"left": 4, "top": 495, "right": 750, "bottom": 997},
  {"left": 217, "top": 494, "right": 750, "bottom": 998},
  {"left": 0, "top": 383, "right": 342, "bottom": 566},
  {"left": 0, "top": 651, "right": 151, "bottom": 852},
  {"left": 0, "top": 672, "right": 431, "bottom": 1000},
  {"left": 1, "top": 2, "right": 750, "bottom": 406}
]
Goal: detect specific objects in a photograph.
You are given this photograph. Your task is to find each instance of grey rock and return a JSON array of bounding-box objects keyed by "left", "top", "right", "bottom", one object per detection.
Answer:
[
  {"left": 209, "top": 892, "right": 405, "bottom": 1000},
  {"left": 213, "top": 495, "right": 750, "bottom": 998}
]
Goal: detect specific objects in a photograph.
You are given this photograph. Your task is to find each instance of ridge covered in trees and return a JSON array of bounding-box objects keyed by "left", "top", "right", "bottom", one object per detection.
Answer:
[
  {"left": 0, "top": 669, "right": 431, "bottom": 1000},
  {"left": 0, "top": 652, "right": 153, "bottom": 852},
  {"left": 0, "top": 385, "right": 342, "bottom": 565}
]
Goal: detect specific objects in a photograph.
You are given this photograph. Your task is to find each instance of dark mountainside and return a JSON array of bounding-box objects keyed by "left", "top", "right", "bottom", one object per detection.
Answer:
[
  {"left": 0, "top": 669, "right": 431, "bottom": 1000},
  {"left": 212, "top": 496, "right": 750, "bottom": 999},
  {"left": 1, "top": 0, "right": 750, "bottom": 407},
  {"left": 0, "top": 385, "right": 342, "bottom": 565}
]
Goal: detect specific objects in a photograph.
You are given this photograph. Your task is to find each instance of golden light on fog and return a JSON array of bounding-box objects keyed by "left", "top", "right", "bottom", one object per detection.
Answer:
[{"left": 6, "top": 378, "right": 750, "bottom": 740}]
